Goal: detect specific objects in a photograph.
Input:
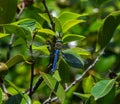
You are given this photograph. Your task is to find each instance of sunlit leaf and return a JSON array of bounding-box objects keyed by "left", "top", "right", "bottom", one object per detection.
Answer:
[
  {"left": 39, "top": 13, "right": 50, "bottom": 23},
  {"left": 62, "top": 20, "right": 85, "bottom": 33},
  {"left": 62, "top": 34, "right": 85, "bottom": 44},
  {"left": 33, "top": 101, "right": 41, "bottom": 104},
  {"left": 32, "top": 45, "right": 49, "bottom": 55},
  {"left": 82, "top": 75, "right": 95, "bottom": 94},
  {"left": 0, "top": 33, "right": 10, "bottom": 38},
  {"left": 91, "top": 79, "right": 115, "bottom": 100},
  {"left": 53, "top": 17, "right": 62, "bottom": 32},
  {"left": 98, "top": 11, "right": 120, "bottom": 49},
  {"left": 58, "top": 12, "right": 85, "bottom": 24},
  {"left": 37, "top": 29, "right": 55, "bottom": 36},
  {"left": 53, "top": 70, "right": 61, "bottom": 82},
  {"left": 41, "top": 72, "right": 65, "bottom": 104},
  {"left": 68, "top": 47, "right": 91, "bottom": 58},
  {"left": 73, "top": 92, "right": 91, "bottom": 100}
]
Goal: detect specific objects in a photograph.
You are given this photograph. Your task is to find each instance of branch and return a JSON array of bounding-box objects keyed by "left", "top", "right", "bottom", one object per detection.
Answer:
[
  {"left": 29, "top": 33, "right": 36, "bottom": 97},
  {"left": 42, "top": 0, "right": 55, "bottom": 31},
  {"left": 6, "top": 1, "right": 26, "bottom": 61},
  {"left": 46, "top": 48, "right": 105, "bottom": 103},
  {"left": 6, "top": 34, "right": 14, "bottom": 60}
]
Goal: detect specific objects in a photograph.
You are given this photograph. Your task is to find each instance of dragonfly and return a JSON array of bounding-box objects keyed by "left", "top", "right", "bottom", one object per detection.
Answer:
[
  {"left": 51, "top": 39, "right": 62, "bottom": 72},
  {"left": 51, "top": 39, "right": 84, "bottom": 73}
]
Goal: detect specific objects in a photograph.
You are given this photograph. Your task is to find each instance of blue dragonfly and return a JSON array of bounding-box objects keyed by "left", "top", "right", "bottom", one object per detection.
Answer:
[
  {"left": 51, "top": 39, "right": 62, "bottom": 72},
  {"left": 51, "top": 39, "right": 84, "bottom": 73}
]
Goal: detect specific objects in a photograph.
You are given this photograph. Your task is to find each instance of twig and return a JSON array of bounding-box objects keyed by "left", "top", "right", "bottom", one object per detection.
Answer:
[
  {"left": 6, "top": 34, "right": 14, "bottom": 60},
  {"left": 42, "top": 0, "right": 55, "bottom": 31},
  {"left": 16, "top": 1, "right": 25, "bottom": 21},
  {"left": 29, "top": 33, "right": 36, "bottom": 97},
  {"left": 6, "top": 0, "right": 26, "bottom": 61},
  {"left": 45, "top": 48, "right": 105, "bottom": 103}
]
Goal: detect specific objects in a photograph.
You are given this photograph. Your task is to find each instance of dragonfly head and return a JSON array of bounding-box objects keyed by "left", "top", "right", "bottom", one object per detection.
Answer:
[{"left": 55, "top": 39, "right": 62, "bottom": 50}]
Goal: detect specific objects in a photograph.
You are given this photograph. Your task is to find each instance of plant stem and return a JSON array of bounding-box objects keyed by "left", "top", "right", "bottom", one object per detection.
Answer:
[
  {"left": 42, "top": 0, "right": 55, "bottom": 31},
  {"left": 29, "top": 34, "right": 36, "bottom": 97},
  {"left": 6, "top": 34, "right": 14, "bottom": 60}
]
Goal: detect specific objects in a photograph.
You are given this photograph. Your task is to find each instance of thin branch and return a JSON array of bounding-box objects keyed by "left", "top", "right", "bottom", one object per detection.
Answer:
[
  {"left": 6, "top": 1, "right": 25, "bottom": 61},
  {"left": 16, "top": 1, "right": 25, "bottom": 21},
  {"left": 42, "top": 0, "right": 55, "bottom": 31},
  {"left": 29, "top": 33, "right": 36, "bottom": 97},
  {"left": 6, "top": 34, "right": 14, "bottom": 60},
  {"left": 45, "top": 48, "right": 105, "bottom": 103}
]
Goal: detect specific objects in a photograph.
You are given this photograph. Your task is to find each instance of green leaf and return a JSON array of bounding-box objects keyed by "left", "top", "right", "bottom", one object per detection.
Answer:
[
  {"left": 97, "top": 85, "right": 115, "bottom": 104},
  {"left": 33, "top": 101, "right": 41, "bottom": 104},
  {"left": 37, "top": 29, "right": 55, "bottom": 36},
  {"left": 1, "top": 24, "right": 31, "bottom": 40},
  {"left": 68, "top": 47, "right": 91, "bottom": 58},
  {"left": 6, "top": 55, "right": 25, "bottom": 68},
  {"left": 58, "top": 12, "right": 83, "bottom": 24},
  {"left": 35, "top": 35, "right": 46, "bottom": 43},
  {"left": 53, "top": 17, "right": 62, "bottom": 32},
  {"left": 14, "top": 19, "right": 36, "bottom": 31},
  {"left": 6, "top": 94, "right": 31, "bottom": 104},
  {"left": 21, "top": 94, "right": 31, "bottom": 104},
  {"left": 0, "top": 88, "right": 2, "bottom": 104},
  {"left": 91, "top": 79, "right": 115, "bottom": 100},
  {"left": 98, "top": 11, "right": 120, "bottom": 49},
  {"left": 62, "top": 34, "right": 85, "bottom": 44},
  {"left": 40, "top": 72, "right": 65, "bottom": 104},
  {"left": 63, "top": 20, "right": 85, "bottom": 33},
  {"left": 82, "top": 75, "right": 95, "bottom": 94},
  {"left": 95, "top": 55, "right": 116, "bottom": 72},
  {"left": 39, "top": 13, "right": 50, "bottom": 23},
  {"left": 53, "top": 70, "right": 61, "bottom": 82},
  {"left": 89, "top": 20, "right": 102, "bottom": 32},
  {"left": 58, "top": 58, "right": 70, "bottom": 83},
  {"left": 0, "top": 0, "right": 18, "bottom": 24},
  {"left": 62, "top": 51, "right": 84, "bottom": 69},
  {"left": 73, "top": 92, "right": 91, "bottom": 101},
  {"left": 5, "top": 80, "right": 30, "bottom": 104},
  {"left": 32, "top": 45, "right": 49, "bottom": 55},
  {"left": 0, "top": 33, "right": 10, "bottom": 38}
]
